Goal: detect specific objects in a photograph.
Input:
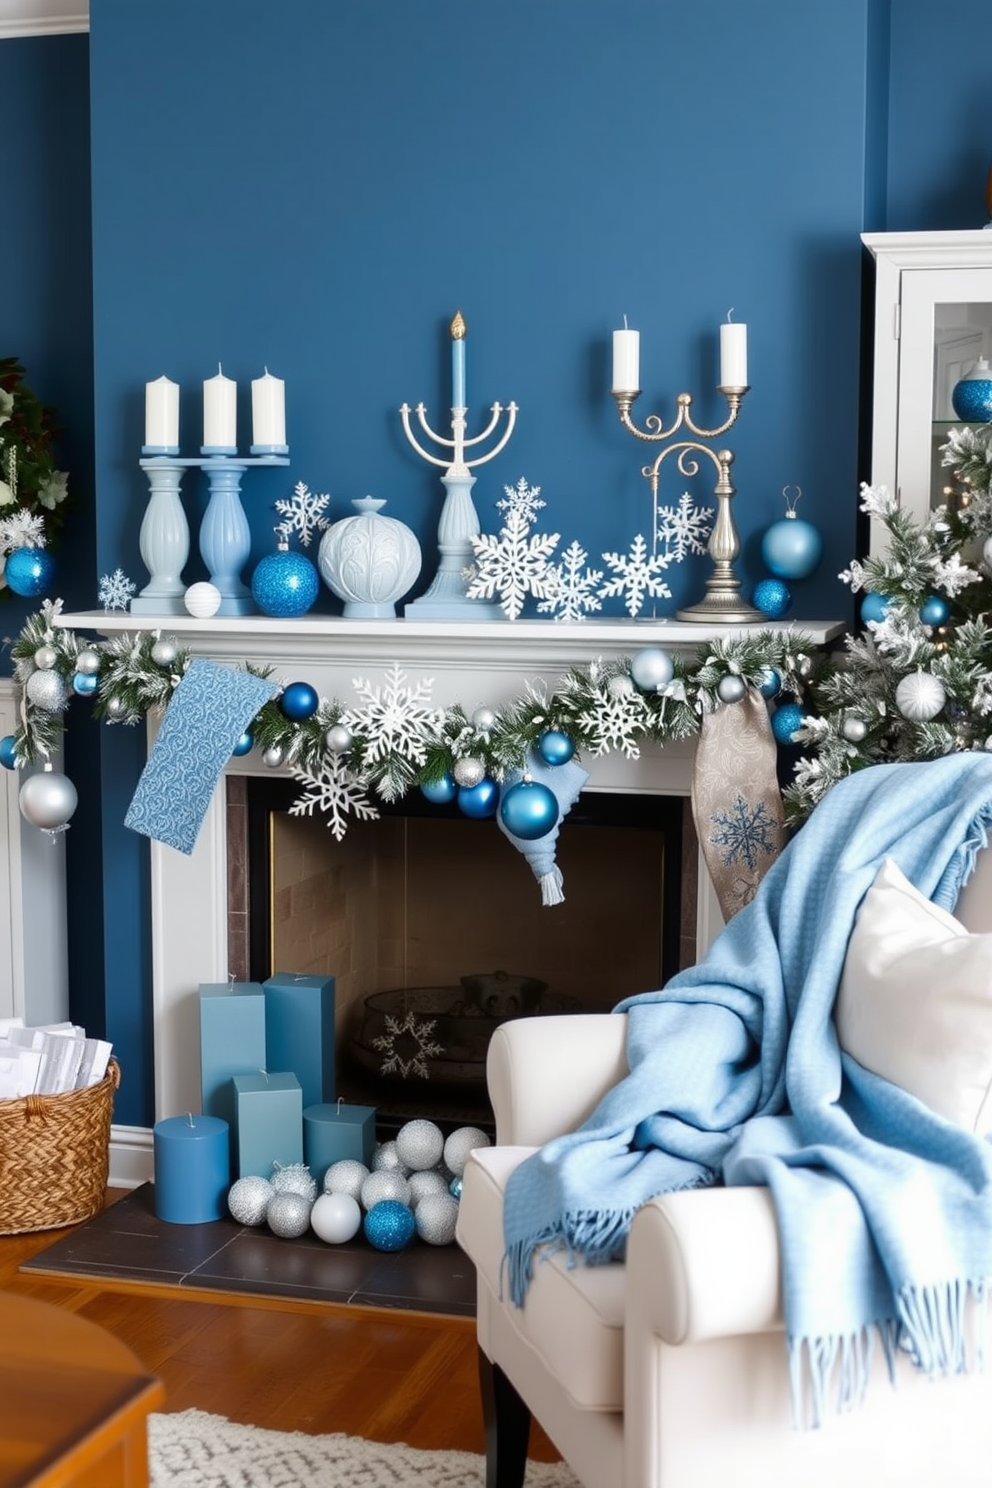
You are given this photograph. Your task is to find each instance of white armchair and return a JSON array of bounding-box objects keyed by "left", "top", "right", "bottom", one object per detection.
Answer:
[{"left": 456, "top": 999, "right": 992, "bottom": 1488}]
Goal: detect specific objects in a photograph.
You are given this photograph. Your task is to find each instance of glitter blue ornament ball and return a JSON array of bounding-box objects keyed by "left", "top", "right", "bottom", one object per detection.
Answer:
[
  {"left": 758, "top": 666, "right": 782, "bottom": 700},
  {"left": 231, "top": 731, "right": 254, "bottom": 757},
  {"left": 0, "top": 735, "right": 17, "bottom": 770},
  {"left": 250, "top": 547, "right": 320, "bottom": 618},
  {"left": 771, "top": 702, "right": 808, "bottom": 745},
  {"left": 421, "top": 773, "right": 457, "bottom": 804},
  {"left": 280, "top": 681, "right": 319, "bottom": 720},
  {"left": 5, "top": 546, "right": 56, "bottom": 598},
  {"left": 760, "top": 517, "right": 823, "bottom": 580},
  {"left": 537, "top": 729, "right": 575, "bottom": 767},
  {"left": 364, "top": 1198, "right": 416, "bottom": 1252},
  {"left": 71, "top": 671, "right": 99, "bottom": 697},
  {"left": 919, "top": 594, "right": 950, "bottom": 627},
  {"left": 753, "top": 577, "right": 792, "bottom": 619},
  {"left": 457, "top": 777, "right": 499, "bottom": 819},
  {"left": 860, "top": 591, "right": 891, "bottom": 625},
  {"left": 500, "top": 778, "right": 559, "bottom": 840}
]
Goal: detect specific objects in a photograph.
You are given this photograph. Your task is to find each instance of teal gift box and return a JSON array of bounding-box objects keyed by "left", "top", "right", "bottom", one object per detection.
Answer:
[
  {"left": 198, "top": 982, "right": 266, "bottom": 1126},
  {"left": 232, "top": 1071, "right": 303, "bottom": 1178},
  {"left": 303, "top": 1101, "right": 376, "bottom": 1183},
  {"left": 263, "top": 971, "right": 336, "bottom": 1111}
]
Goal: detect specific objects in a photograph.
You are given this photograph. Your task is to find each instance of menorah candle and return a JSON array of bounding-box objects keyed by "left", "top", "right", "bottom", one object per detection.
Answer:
[
  {"left": 612, "top": 323, "right": 640, "bottom": 393},
  {"left": 451, "top": 310, "right": 467, "bottom": 408},
  {"left": 303, "top": 1099, "right": 376, "bottom": 1183},
  {"left": 251, "top": 368, "right": 286, "bottom": 448},
  {"left": 144, "top": 375, "right": 180, "bottom": 450},
  {"left": 203, "top": 364, "right": 237, "bottom": 450},
  {"left": 232, "top": 1071, "right": 303, "bottom": 1178},
  {"left": 263, "top": 972, "right": 335, "bottom": 1111},
  {"left": 198, "top": 981, "right": 266, "bottom": 1126},
  {"left": 153, "top": 1112, "right": 230, "bottom": 1224},
  {"left": 719, "top": 315, "right": 748, "bottom": 387}
]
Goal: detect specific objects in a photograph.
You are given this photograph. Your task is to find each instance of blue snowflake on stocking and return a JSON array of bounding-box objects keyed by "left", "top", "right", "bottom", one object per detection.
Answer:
[{"left": 709, "top": 794, "right": 779, "bottom": 873}]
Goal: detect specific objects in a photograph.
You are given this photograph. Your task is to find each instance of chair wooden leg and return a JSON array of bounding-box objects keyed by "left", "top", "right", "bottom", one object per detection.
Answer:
[{"left": 478, "top": 1347, "right": 531, "bottom": 1488}]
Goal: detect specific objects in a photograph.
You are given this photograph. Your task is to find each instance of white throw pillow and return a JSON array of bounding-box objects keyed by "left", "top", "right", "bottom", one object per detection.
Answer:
[{"left": 835, "top": 856, "right": 992, "bottom": 1133}]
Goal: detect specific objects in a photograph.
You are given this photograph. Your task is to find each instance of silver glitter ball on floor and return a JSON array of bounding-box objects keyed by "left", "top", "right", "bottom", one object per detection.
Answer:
[
  {"left": 414, "top": 1191, "right": 460, "bottom": 1246},
  {"left": 408, "top": 1170, "right": 450, "bottom": 1210},
  {"left": 395, "top": 1119, "right": 444, "bottom": 1172},
  {"left": 323, "top": 1159, "right": 370, "bottom": 1200},
  {"left": 270, "top": 1163, "right": 318, "bottom": 1203},
  {"left": 373, "top": 1140, "right": 410, "bottom": 1176},
  {"left": 360, "top": 1169, "right": 411, "bottom": 1211},
  {"left": 266, "top": 1190, "right": 313, "bottom": 1239},
  {"left": 443, "top": 1126, "right": 491, "bottom": 1177},
  {"left": 227, "top": 1175, "right": 274, "bottom": 1226}
]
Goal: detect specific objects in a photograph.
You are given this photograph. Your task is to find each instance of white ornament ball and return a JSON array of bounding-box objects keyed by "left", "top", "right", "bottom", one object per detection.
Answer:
[
  {"left": 150, "top": 636, "right": 179, "bottom": 666},
  {"left": 395, "top": 1119, "right": 445, "bottom": 1172},
  {"left": 19, "top": 769, "right": 78, "bottom": 832},
  {"left": 74, "top": 647, "right": 102, "bottom": 676},
  {"left": 360, "top": 1169, "right": 412, "bottom": 1211},
  {"left": 33, "top": 644, "right": 58, "bottom": 670},
  {"left": 408, "top": 1170, "right": 450, "bottom": 1210},
  {"left": 25, "top": 668, "right": 67, "bottom": 712},
  {"left": 227, "top": 1174, "right": 274, "bottom": 1226},
  {"left": 184, "top": 581, "right": 222, "bottom": 618},
  {"left": 310, "top": 1191, "right": 362, "bottom": 1244},
  {"left": 443, "top": 1126, "right": 491, "bottom": 1177},
  {"left": 629, "top": 647, "right": 675, "bottom": 692},
  {"left": 453, "top": 756, "right": 485, "bottom": 788},
  {"left": 716, "top": 674, "right": 747, "bottom": 705},
  {"left": 266, "top": 1190, "right": 313, "bottom": 1239},
  {"left": 894, "top": 670, "right": 946, "bottom": 723},
  {"left": 372, "top": 1140, "right": 410, "bottom": 1176},
  {"left": 325, "top": 723, "right": 353, "bottom": 755},
  {"left": 323, "top": 1159, "right": 370, "bottom": 1200},
  {"left": 413, "top": 1190, "right": 460, "bottom": 1246},
  {"left": 270, "top": 1163, "right": 318, "bottom": 1203},
  {"left": 472, "top": 705, "right": 497, "bottom": 732},
  {"left": 841, "top": 715, "right": 867, "bottom": 743},
  {"left": 607, "top": 675, "right": 636, "bottom": 700}
]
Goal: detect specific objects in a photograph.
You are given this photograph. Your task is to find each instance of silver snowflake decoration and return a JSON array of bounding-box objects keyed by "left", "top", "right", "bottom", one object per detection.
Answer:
[
  {"left": 537, "top": 539, "right": 604, "bottom": 622},
  {"left": 0, "top": 510, "right": 46, "bottom": 556},
  {"left": 288, "top": 753, "right": 380, "bottom": 841},
  {"left": 599, "top": 534, "right": 673, "bottom": 617},
  {"left": 467, "top": 507, "right": 560, "bottom": 620},
  {"left": 97, "top": 569, "right": 137, "bottom": 611},
  {"left": 580, "top": 678, "right": 651, "bottom": 759},
  {"left": 708, "top": 794, "right": 780, "bottom": 873},
  {"left": 496, "top": 477, "right": 545, "bottom": 525},
  {"left": 372, "top": 1010, "right": 444, "bottom": 1080},
  {"left": 341, "top": 664, "right": 444, "bottom": 800},
  {"left": 273, "top": 480, "right": 331, "bottom": 548},
  {"left": 656, "top": 491, "right": 714, "bottom": 561}
]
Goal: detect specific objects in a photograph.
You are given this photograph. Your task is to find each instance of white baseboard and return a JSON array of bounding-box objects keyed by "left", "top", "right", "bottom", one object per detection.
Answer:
[{"left": 109, "top": 1123, "right": 154, "bottom": 1189}]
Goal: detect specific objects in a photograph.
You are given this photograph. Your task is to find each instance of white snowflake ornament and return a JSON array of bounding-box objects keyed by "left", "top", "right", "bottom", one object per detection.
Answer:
[
  {"left": 496, "top": 477, "right": 546, "bottom": 526},
  {"left": 340, "top": 664, "right": 444, "bottom": 801},
  {"left": 599, "top": 534, "right": 673, "bottom": 617},
  {"left": 372, "top": 1010, "right": 444, "bottom": 1080},
  {"left": 97, "top": 569, "right": 137, "bottom": 611},
  {"left": 537, "top": 540, "right": 604, "bottom": 622},
  {"left": 656, "top": 491, "right": 714, "bottom": 561},
  {"left": 467, "top": 507, "right": 560, "bottom": 620},
  {"left": 273, "top": 481, "right": 331, "bottom": 548},
  {"left": 288, "top": 752, "right": 380, "bottom": 841}
]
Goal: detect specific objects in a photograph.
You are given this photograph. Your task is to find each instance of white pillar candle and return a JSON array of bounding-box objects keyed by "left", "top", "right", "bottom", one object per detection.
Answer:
[
  {"left": 251, "top": 368, "right": 286, "bottom": 448},
  {"left": 203, "top": 365, "right": 237, "bottom": 449},
  {"left": 719, "top": 315, "right": 748, "bottom": 388},
  {"left": 145, "top": 375, "right": 180, "bottom": 449},
  {"left": 612, "top": 322, "right": 640, "bottom": 394}
]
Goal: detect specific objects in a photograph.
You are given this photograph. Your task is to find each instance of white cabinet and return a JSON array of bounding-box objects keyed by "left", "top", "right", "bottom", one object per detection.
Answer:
[{"left": 862, "top": 230, "right": 992, "bottom": 553}]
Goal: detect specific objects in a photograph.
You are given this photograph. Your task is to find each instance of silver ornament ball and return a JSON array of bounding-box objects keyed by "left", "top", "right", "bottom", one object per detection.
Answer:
[
  {"left": 408, "top": 1170, "right": 450, "bottom": 1210},
  {"left": 442, "top": 1126, "right": 491, "bottom": 1177},
  {"left": 74, "top": 647, "right": 102, "bottom": 676},
  {"left": 607, "top": 675, "right": 636, "bottom": 700},
  {"left": 25, "top": 668, "right": 67, "bottom": 712},
  {"left": 262, "top": 744, "right": 285, "bottom": 769},
  {"left": 413, "top": 1191, "right": 460, "bottom": 1246},
  {"left": 266, "top": 1190, "right": 313, "bottom": 1239},
  {"left": 33, "top": 644, "right": 58, "bottom": 671},
  {"left": 841, "top": 715, "right": 867, "bottom": 743},
  {"left": 325, "top": 723, "right": 353, "bottom": 755},
  {"left": 270, "top": 1163, "right": 318, "bottom": 1202},
  {"left": 150, "top": 636, "right": 179, "bottom": 666},
  {"left": 228, "top": 1174, "right": 274, "bottom": 1226},
  {"left": 472, "top": 705, "right": 497, "bottom": 732},
  {"left": 717, "top": 674, "right": 747, "bottom": 705},
  {"left": 104, "top": 696, "right": 128, "bottom": 720},
  {"left": 360, "top": 1169, "right": 412, "bottom": 1211},
  {"left": 395, "top": 1119, "right": 445, "bottom": 1172},
  {"left": 323, "top": 1159, "right": 370, "bottom": 1200},
  {"left": 19, "top": 769, "right": 78, "bottom": 832},
  {"left": 373, "top": 1140, "right": 410, "bottom": 1176},
  {"left": 894, "top": 670, "right": 946, "bottom": 723},
  {"left": 629, "top": 647, "right": 675, "bottom": 692},
  {"left": 453, "top": 756, "right": 485, "bottom": 788}
]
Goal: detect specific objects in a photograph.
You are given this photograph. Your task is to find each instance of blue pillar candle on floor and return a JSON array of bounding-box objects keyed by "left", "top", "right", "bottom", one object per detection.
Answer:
[
  {"left": 303, "top": 1100, "right": 377, "bottom": 1183},
  {"left": 153, "top": 1113, "right": 231, "bottom": 1224},
  {"left": 263, "top": 972, "right": 336, "bottom": 1111},
  {"left": 232, "top": 1071, "right": 304, "bottom": 1178},
  {"left": 199, "top": 982, "right": 266, "bottom": 1126}
]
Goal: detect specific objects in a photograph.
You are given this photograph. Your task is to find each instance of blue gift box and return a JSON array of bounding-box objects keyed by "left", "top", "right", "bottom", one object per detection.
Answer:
[
  {"left": 232, "top": 1071, "right": 304, "bottom": 1178},
  {"left": 198, "top": 982, "right": 266, "bottom": 1126},
  {"left": 263, "top": 971, "right": 336, "bottom": 1111}
]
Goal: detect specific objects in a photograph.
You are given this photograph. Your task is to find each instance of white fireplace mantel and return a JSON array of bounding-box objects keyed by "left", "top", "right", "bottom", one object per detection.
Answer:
[{"left": 53, "top": 610, "right": 845, "bottom": 1174}]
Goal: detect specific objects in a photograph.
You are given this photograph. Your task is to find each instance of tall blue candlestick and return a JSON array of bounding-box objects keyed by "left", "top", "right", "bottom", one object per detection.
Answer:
[{"left": 451, "top": 309, "right": 466, "bottom": 409}]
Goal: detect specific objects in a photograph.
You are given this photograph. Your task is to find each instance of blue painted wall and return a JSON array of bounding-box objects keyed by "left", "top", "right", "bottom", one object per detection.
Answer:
[{"left": 9, "top": 0, "right": 992, "bottom": 1124}]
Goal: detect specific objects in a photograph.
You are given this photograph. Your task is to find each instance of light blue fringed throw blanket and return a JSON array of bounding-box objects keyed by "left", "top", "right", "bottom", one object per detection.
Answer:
[{"left": 502, "top": 753, "right": 992, "bottom": 1425}]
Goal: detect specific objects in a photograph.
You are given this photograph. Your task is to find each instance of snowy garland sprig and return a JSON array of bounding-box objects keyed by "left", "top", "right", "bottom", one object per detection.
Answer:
[
  {"left": 0, "top": 359, "right": 70, "bottom": 590},
  {"left": 9, "top": 599, "right": 818, "bottom": 841}
]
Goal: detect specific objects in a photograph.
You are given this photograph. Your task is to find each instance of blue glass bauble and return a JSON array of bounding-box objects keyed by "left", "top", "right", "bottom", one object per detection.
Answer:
[
  {"left": 860, "top": 591, "right": 891, "bottom": 625},
  {"left": 629, "top": 646, "right": 675, "bottom": 692},
  {"left": 758, "top": 666, "right": 782, "bottom": 700},
  {"left": 537, "top": 729, "right": 575, "bottom": 766},
  {"left": 500, "top": 779, "right": 559, "bottom": 840},
  {"left": 771, "top": 702, "right": 808, "bottom": 745},
  {"left": 421, "top": 773, "right": 457, "bottom": 804},
  {"left": 363, "top": 1199, "right": 416, "bottom": 1252},
  {"left": 250, "top": 547, "right": 319, "bottom": 618},
  {"left": 457, "top": 777, "right": 500, "bottom": 819},
  {"left": 231, "top": 730, "right": 254, "bottom": 757},
  {"left": 951, "top": 359, "right": 992, "bottom": 422},
  {"left": 0, "top": 735, "right": 17, "bottom": 770},
  {"left": 71, "top": 671, "right": 99, "bottom": 697},
  {"left": 760, "top": 517, "right": 823, "bottom": 580},
  {"left": 449, "top": 1175, "right": 463, "bottom": 1200},
  {"left": 919, "top": 594, "right": 950, "bottom": 627},
  {"left": 5, "top": 546, "right": 56, "bottom": 598},
  {"left": 753, "top": 578, "right": 792, "bottom": 619},
  {"left": 280, "top": 681, "right": 319, "bottom": 721}
]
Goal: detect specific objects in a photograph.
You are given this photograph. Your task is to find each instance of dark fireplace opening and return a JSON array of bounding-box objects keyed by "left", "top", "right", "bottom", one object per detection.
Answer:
[{"left": 229, "top": 775, "right": 695, "bottom": 1133}]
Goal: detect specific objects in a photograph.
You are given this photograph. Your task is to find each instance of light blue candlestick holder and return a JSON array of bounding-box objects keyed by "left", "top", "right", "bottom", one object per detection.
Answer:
[{"left": 133, "top": 458, "right": 190, "bottom": 615}]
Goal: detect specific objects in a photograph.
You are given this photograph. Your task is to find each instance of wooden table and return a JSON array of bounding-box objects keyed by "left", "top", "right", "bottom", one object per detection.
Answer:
[{"left": 0, "top": 1290, "right": 165, "bottom": 1488}]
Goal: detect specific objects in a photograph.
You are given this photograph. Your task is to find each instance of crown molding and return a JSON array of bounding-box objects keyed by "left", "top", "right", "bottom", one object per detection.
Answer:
[{"left": 0, "top": 0, "right": 88, "bottom": 37}]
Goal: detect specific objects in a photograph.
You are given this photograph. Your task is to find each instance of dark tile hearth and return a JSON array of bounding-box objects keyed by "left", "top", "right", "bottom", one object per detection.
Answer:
[{"left": 20, "top": 1184, "right": 476, "bottom": 1317}]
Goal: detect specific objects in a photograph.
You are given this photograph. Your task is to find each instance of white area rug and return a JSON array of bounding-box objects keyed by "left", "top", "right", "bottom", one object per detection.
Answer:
[{"left": 148, "top": 1408, "right": 583, "bottom": 1487}]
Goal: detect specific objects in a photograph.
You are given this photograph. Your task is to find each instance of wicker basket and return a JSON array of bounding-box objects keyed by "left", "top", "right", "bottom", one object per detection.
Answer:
[{"left": 0, "top": 1058, "right": 120, "bottom": 1234}]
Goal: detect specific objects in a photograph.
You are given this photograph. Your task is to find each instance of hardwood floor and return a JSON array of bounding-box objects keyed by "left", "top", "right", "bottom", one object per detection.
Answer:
[{"left": 0, "top": 1190, "right": 560, "bottom": 1462}]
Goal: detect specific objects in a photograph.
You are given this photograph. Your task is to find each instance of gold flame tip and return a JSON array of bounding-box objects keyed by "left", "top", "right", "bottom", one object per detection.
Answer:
[{"left": 451, "top": 310, "right": 467, "bottom": 340}]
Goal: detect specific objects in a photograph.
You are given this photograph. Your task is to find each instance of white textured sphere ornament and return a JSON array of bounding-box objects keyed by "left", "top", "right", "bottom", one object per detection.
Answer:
[
  {"left": 443, "top": 1126, "right": 491, "bottom": 1177},
  {"left": 270, "top": 1163, "right": 318, "bottom": 1203},
  {"left": 227, "top": 1174, "right": 274, "bottom": 1226},
  {"left": 408, "top": 1170, "right": 450, "bottom": 1210},
  {"left": 318, "top": 496, "right": 422, "bottom": 618},
  {"left": 75, "top": 648, "right": 102, "bottom": 676},
  {"left": 607, "top": 675, "right": 636, "bottom": 700},
  {"left": 184, "top": 580, "right": 222, "bottom": 618},
  {"left": 372, "top": 1140, "right": 410, "bottom": 1175},
  {"left": 360, "top": 1169, "right": 412, "bottom": 1211},
  {"left": 323, "top": 1159, "right": 370, "bottom": 1200},
  {"left": 266, "top": 1190, "right": 313, "bottom": 1239},
  {"left": 19, "top": 769, "right": 78, "bottom": 832},
  {"left": 25, "top": 668, "right": 67, "bottom": 712},
  {"left": 150, "top": 636, "right": 179, "bottom": 666},
  {"left": 717, "top": 674, "right": 747, "bottom": 705},
  {"left": 325, "top": 723, "right": 353, "bottom": 755},
  {"left": 894, "top": 670, "right": 946, "bottom": 722},
  {"left": 629, "top": 647, "right": 675, "bottom": 692},
  {"left": 414, "top": 1190, "right": 460, "bottom": 1246},
  {"left": 33, "top": 644, "right": 58, "bottom": 671},
  {"left": 453, "top": 756, "right": 485, "bottom": 788},
  {"left": 841, "top": 715, "right": 868, "bottom": 743},
  {"left": 310, "top": 1191, "right": 362, "bottom": 1244},
  {"left": 395, "top": 1119, "right": 445, "bottom": 1172}
]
